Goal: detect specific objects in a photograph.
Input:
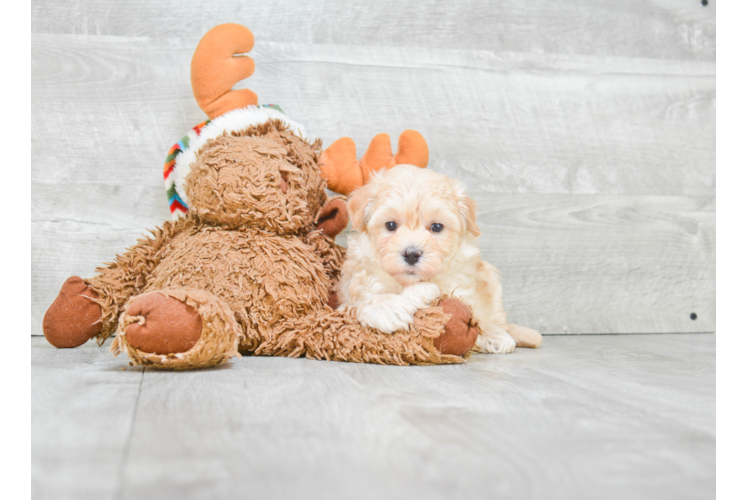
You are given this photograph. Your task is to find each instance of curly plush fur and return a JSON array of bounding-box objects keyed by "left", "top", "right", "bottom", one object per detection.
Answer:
[{"left": 45, "top": 120, "right": 475, "bottom": 369}]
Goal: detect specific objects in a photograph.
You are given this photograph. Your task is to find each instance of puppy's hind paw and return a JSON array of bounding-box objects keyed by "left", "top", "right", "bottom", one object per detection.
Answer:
[{"left": 476, "top": 330, "right": 516, "bottom": 354}]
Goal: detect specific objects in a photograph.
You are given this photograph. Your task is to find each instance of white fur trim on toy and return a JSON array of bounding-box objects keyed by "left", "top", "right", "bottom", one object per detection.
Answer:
[{"left": 164, "top": 105, "right": 306, "bottom": 220}]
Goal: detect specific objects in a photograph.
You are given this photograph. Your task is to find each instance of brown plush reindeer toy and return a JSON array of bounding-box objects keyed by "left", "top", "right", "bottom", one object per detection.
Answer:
[{"left": 42, "top": 24, "right": 479, "bottom": 369}]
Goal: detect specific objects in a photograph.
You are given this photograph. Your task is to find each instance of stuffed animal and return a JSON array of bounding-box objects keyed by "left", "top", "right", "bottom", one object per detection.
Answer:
[{"left": 42, "top": 24, "right": 479, "bottom": 369}]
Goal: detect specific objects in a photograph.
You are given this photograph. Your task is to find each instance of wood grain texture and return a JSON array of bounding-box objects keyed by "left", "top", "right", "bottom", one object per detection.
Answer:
[
  {"left": 31, "top": 1, "right": 715, "bottom": 336},
  {"left": 31, "top": 0, "right": 715, "bottom": 61},
  {"left": 477, "top": 193, "right": 715, "bottom": 334},
  {"left": 31, "top": 341, "right": 144, "bottom": 500},
  {"left": 31, "top": 35, "right": 715, "bottom": 195},
  {"left": 31, "top": 334, "right": 715, "bottom": 500}
]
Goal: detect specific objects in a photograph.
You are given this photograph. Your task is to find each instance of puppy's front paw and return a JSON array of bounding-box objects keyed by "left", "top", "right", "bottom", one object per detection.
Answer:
[
  {"left": 402, "top": 282, "right": 441, "bottom": 309},
  {"left": 356, "top": 296, "right": 416, "bottom": 334},
  {"left": 475, "top": 329, "right": 517, "bottom": 354}
]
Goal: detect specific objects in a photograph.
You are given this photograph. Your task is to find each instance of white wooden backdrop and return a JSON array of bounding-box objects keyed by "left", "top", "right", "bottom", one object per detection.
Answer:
[{"left": 31, "top": 0, "right": 715, "bottom": 336}]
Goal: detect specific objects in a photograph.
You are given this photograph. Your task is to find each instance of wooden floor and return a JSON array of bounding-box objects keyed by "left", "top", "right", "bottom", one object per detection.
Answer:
[{"left": 31, "top": 334, "right": 715, "bottom": 500}]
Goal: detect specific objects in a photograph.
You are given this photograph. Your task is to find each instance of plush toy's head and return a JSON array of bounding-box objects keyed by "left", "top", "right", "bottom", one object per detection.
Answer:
[
  {"left": 185, "top": 125, "right": 326, "bottom": 233},
  {"left": 164, "top": 23, "right": 430, "bottom": 235}
]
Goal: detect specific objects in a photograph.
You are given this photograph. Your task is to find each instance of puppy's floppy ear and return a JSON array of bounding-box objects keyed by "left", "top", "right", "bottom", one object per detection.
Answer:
[
  {"left": 453, "top": 181, "right": 481, "bottom": 237},
  {"left": 347, "top": 179, "right": 378, "bottom": 232}
]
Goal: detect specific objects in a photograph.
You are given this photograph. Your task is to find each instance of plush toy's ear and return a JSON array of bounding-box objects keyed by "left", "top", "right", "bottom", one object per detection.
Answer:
[
  {"left": 191, "top": 23, "right": 258, "bottom": 119},
  {"left": 347, "top": 179, "right": 379, "bottom": 232},
  {"left": 453, "top": 181, "right": 481, "bottom": 237},
  {"left": 315, "top": 198, "right": 349, "bottom": 239},
  {"left": 320, "top": 130, "right": 428, "bottom": 196}
]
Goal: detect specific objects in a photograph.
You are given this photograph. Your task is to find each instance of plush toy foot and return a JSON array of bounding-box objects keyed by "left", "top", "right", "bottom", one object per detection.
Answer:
[
  {"left": 43, "top": 276, "right": 102, "bottom": 348},
  {"left": 111, "top": 289, "right": 243, "bottom": 370},
  {"left": 123, "top": 293, "right": 203, "bottom": 355},
  {"left": 434, "top": 298, "right": 480, "bottom": 356}
]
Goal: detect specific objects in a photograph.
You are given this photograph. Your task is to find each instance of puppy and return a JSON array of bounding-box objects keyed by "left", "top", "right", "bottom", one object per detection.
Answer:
[{"left": 337, "top": 164, "right": 541, "bottom": 354}]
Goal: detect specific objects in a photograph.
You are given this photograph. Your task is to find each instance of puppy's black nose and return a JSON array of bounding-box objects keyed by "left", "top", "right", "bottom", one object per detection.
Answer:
[{"left": 402, "top": 247, "right": 423, "bottom": 266}]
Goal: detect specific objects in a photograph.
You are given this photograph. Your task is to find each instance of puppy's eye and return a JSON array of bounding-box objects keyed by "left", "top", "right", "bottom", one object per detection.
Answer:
[
  {"left": 430, "top": 223, "right": 444, "bottom": 233},
  {"left": 385, "top": 221, "right": 398, "bottom": 231}
]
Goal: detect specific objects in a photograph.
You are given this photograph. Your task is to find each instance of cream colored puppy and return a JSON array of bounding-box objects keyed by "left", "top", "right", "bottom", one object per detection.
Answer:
[{"left": 337, "top": 164, "right": 541, "bottom": 354}]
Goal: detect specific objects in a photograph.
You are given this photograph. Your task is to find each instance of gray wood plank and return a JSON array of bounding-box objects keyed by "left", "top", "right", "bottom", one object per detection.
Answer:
[
  {"left": 31, "top": 0, "right": 715, "bottom": 62},
  {"left": 31, "top": 335, "right": 714, "bottom": 500},
  {"left": 494, "top": 334, "right": 716, "bottom": 433},
  {"left": 31, "top": 335, "right": 715, "bottom": 499},
  {"left": 477, "top": 192, "right": 715, "bottom": 334},
  {"left": 31, "top": 34, "right": 715, "bottom": 196},
  {"left": 31, "top": 339, "right": 144, "bottom": 500}
]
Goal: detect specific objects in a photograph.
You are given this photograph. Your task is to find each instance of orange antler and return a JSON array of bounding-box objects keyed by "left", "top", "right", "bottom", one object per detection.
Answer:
[
  {"left": 320, "top": 130, "right": 429, "bottom": 196},
  {"left": 191, "top": 24, "right": 258, "bottom": 119}
]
